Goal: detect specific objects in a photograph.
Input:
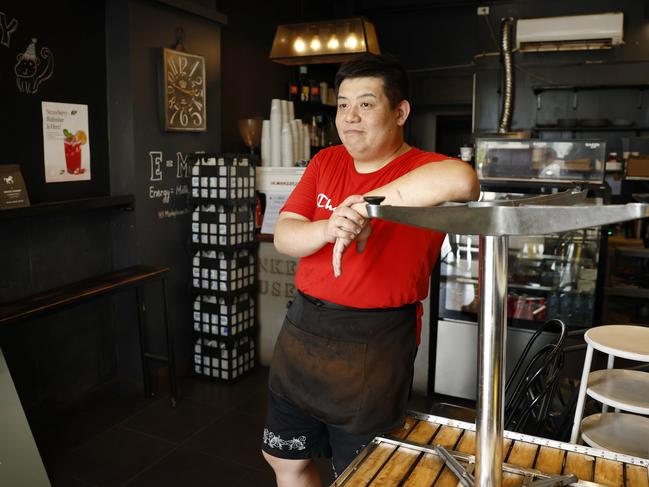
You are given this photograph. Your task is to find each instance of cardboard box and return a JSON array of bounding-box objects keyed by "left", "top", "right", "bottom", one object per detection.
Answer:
[{"left": 627, "top": 155, "right": 649, "bottom": 178}]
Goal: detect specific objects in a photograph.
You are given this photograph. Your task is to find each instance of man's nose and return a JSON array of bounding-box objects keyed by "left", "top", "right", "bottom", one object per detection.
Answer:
[{"left": 344, "top": 106, "right": 360, "bottom": 123}]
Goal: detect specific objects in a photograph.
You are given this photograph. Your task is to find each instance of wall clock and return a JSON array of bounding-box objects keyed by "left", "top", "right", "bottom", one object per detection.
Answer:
[{"left": 163, "top": 48, "right": 206, "bottom": 131}]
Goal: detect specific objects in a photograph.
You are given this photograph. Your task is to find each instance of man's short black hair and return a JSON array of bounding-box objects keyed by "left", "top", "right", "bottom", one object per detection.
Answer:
[{"left": 334, "top": 53, "right": 409, "bottom": 109}]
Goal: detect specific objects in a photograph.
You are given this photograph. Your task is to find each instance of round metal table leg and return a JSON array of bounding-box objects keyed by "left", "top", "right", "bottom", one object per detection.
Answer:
[{"left": 476, "top": 235, "right": 508, "bottom": 487}]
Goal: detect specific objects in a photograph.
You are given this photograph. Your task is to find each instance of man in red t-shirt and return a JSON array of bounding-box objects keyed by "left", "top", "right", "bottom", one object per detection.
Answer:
[{"left": 262, "top": 53, "right": 480, "bottom": 486}]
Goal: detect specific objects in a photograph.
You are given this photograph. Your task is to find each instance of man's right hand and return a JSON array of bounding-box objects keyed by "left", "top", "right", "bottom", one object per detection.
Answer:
[
  {"left": 322, "top": 194, "right": 367, "bottom": 244},
  {"left": 333, "top": 220, "right": 372, "bottom": 278}
]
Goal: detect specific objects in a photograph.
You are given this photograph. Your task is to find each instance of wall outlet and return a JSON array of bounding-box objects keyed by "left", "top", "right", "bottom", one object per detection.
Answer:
[{"left": 477, "top": 6, "right": 490, "bottom": 16}]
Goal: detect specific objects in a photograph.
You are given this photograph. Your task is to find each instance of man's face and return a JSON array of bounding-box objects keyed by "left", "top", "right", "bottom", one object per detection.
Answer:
[{"left": 335, "top": 77, "right": 405, "bottom": 162}]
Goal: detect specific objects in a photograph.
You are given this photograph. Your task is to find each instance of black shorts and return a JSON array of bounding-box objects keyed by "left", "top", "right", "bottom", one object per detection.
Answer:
[{"left": 261, "top": 390, "right": 377, "bottom": 477}]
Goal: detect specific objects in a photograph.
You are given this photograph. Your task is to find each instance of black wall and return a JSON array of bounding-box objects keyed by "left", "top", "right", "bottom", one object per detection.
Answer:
[
  {"left": 1, "top": 0, "right": 225, "bottom": 417},
  {"left": 0, "top": 2, "right": 109, "bottom": 203},
  {"left": 107, "top": 0, "right": 225, "bottom": 383},
  {"left": 0, "top": 1, "right": 117, "bottom": 417}
]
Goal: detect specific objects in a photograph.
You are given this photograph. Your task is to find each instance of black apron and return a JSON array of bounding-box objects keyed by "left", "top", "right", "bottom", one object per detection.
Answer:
[{"left": 268, "top": 291, "right": 418, "bottom": 435}]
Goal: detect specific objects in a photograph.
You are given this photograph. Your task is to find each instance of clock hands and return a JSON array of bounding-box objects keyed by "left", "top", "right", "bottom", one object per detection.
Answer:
[{"left": 172, "top": 83, "right": 198, "bottom": 97}]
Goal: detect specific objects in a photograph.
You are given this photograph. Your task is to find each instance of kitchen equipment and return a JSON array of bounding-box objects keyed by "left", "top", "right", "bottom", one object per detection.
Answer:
[{"left": 475, "top": 138, "right": 605, "bottom": 182}]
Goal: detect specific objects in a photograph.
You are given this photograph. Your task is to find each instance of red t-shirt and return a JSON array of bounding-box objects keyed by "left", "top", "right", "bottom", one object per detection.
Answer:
[{"left": 281, "top": 145, "right": 447, "bottom": 309}]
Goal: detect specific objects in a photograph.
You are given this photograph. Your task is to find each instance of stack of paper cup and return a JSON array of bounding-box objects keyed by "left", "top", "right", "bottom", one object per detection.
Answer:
[
  {"left": 303, "top": 126, "right": 311, "bottom": 161},
  {"left": 261, "top": 120, "right": 270, "bottom": 167},
  {"left": 294, "top": 120, "right": 303, "bottom": 162},
  {"left": 280, "top": 100, "right": 289, "bottom": 126},
  {"left": 290, "top": 121, "right": 299, "bottom": 164},
  {"left": 270, "top": 99, "right": 281, "bottom": 167},
  {"left": 281, "top": 123, "right": 293, "bottom": 167},
  {"left": 288, "top": 101, "right": 295, "bottom": 122}
]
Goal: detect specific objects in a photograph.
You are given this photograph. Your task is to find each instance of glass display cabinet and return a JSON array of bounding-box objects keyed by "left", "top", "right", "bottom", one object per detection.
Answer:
[{"left": 433, "top": 138, "right": 608, "bottom": 400}]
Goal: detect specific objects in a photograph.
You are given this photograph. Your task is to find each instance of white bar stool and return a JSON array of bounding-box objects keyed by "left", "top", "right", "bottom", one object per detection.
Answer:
[{"left": 570, "top": 324, "right": 649, "bottom": 459}]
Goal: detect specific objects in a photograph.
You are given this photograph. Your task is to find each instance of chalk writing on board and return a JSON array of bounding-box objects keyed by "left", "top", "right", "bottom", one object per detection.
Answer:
[
  {"left": 176, "top": 152, "right": 189, "bottom": 178},
  {"left": 15, "top": 38, "right": 54, "bottom": 94},
  {"left": 150, "top": 151, "right": 163, "bottom": 181},
  {"left": 147, "top": 149, "right": 194, "bottom": 219},
  {"left": 0, "top": 12, "right": 18, "bottom": 47}
]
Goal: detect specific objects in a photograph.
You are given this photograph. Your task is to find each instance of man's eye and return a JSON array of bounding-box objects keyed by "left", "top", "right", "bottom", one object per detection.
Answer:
[
  {"left": 361, "top": 102, "right": 372, "bottom": 108},
  {"left": 338, "top": 103, "right": 347, "bottom": 109}
]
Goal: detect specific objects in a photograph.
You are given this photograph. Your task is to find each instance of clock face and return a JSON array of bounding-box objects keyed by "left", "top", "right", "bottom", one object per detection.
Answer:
[{"left": 163, "top": 48, "right": 207, "bottom": 131}]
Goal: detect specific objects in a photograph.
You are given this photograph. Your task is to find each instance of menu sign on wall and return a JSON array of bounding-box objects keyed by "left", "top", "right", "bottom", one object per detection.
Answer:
[
  {"left": 41, "top": 101, "right": 91, "bottom": 183},
  {"left": 0, "top": 164, "right": 30, "bottom": 209}
]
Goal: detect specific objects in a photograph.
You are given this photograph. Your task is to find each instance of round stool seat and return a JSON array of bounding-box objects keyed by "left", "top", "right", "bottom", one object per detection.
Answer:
[
  {"left": 585, "top": 325, "right": 649, "bottom": 362},
  {"left": 581, "top": 412, "right": 649, "bottom": 459}
]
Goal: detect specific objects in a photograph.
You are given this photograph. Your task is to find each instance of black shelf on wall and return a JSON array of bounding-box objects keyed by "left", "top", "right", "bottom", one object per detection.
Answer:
[
  {"left": 0, "top": 195, "right": 134, "bottom": 220},
  {"left": 532, "top": 84, "right": 649, "bottom": 95},
  {"left": 533, "top": 126, "right": 649, "bottom": 133}
]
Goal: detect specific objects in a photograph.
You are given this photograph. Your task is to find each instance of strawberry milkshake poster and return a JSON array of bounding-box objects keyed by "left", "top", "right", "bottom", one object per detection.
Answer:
[{"left": 42, "top": 101, "right": 91, "bottom": 182}]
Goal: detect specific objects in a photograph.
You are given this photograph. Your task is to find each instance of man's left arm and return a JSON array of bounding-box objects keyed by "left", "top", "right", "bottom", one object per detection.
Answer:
[
  {"left": 332, "top": 160, "right": 480, "bottom": 277},
  {"left": 354, "top": 159, "right": 480, "bottom": 216}
]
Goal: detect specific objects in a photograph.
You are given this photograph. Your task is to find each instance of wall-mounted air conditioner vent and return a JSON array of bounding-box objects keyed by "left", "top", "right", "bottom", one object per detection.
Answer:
[{"left": 516, "top": 13, "right": 623, "bottom": 52}]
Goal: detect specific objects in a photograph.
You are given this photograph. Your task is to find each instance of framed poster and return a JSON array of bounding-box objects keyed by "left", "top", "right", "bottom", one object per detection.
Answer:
[
  {"left": 162, "top": 48, "right": 207, "bottom": 132},
  {"left": 41, "top": 101, "right": 90, "bottom": 182}
]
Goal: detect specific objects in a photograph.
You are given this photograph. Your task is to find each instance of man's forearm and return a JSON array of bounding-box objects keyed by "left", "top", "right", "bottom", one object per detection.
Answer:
[
  {"left": 274, "top": 218, "right": 329, "bottom": 258},
  {"left": 352, "top": 160, "right": 480, "bottom": 216}
]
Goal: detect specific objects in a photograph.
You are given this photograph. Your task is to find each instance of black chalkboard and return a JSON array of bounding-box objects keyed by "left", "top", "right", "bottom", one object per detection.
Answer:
[{"left": 0, "top": 2, "right": 109, "bottom": 203}]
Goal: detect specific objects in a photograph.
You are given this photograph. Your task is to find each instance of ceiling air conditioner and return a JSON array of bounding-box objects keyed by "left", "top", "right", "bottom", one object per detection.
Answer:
[{"left": 516, "top": 13, "right": 623, "bottom": 52}]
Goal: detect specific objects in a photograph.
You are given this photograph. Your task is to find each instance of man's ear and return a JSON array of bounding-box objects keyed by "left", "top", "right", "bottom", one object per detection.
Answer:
[{"left": 395, "top": 100, "right": 410, "bottom": 126}]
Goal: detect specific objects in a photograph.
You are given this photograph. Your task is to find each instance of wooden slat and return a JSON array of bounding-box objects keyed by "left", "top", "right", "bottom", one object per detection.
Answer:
[
  {"left": 435, "top": 463, "right": 469, "bottom": 487},
  {"left": 506, "top": 441, "right": 538, "bottom": 468},
  {"left": 503, "top": 472, "right": 526, "bottom": 487},
  {"left": 344, "top": 443, "right": 396, "bottom": 487},
  {"left": 564, "top": 451, "right": 594, "bottom": 481},
  {"left": 402, "top": 453, "right": 445, "bottom": 487},
  {"left": 626, "top": 465, "right": 649, "bottom": 487},
  {"left": 371, "top": 448, "right": 420, "bottom": 486},
  {"left": 456, "top": 430, "right": 476, "bottom": 454},
  {"left": 534, "top": 446, "right": 565, "bottom": 475},
  {"left": 405, "top": 420, "right": 439, "bottom": 444},
  {"left": 391, "top": 417, "right": 419, "bottom": 439},
  {"left": 503, "top": 438, "right": 512, "bottom": 456},
  {"left": 594, "top": 458, "right": 624, "bottom": 487},
  {"left": 430, "top": 425, "right": 463, "bottom": 449}
]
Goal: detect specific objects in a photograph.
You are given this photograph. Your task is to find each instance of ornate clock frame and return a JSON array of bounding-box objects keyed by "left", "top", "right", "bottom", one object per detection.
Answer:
[{"left": 162, "top": 47, "right": 207, "bottom": 132}]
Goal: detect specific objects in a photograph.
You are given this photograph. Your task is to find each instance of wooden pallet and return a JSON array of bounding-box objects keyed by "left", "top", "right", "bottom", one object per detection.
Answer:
[{"left": 334, "top": 412, "right": 649, "bottom": 487}]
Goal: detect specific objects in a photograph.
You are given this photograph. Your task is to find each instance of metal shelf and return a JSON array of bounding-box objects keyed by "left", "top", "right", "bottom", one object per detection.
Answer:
[
  {"left": 441, "top": 275, "right": 554, "bottom": 292},
  {"left": 532, "top": 84, "right": 649, "bottom": 94},
  {"left": 533, "top": 126, "right": 649, "bottom": 132}
]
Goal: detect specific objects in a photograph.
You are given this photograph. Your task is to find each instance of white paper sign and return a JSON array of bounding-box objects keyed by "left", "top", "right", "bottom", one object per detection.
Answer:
[
  {"left": 42, "top": 101, "right": 91, "bottom": 182},
  {"left": 261, "top": 192, "right": 289, "bottom": 235}
]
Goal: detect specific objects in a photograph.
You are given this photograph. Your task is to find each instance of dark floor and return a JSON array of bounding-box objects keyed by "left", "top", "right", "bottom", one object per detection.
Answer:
[{"left": 31, "top": 366, "right": 438, "bottom": 487}]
